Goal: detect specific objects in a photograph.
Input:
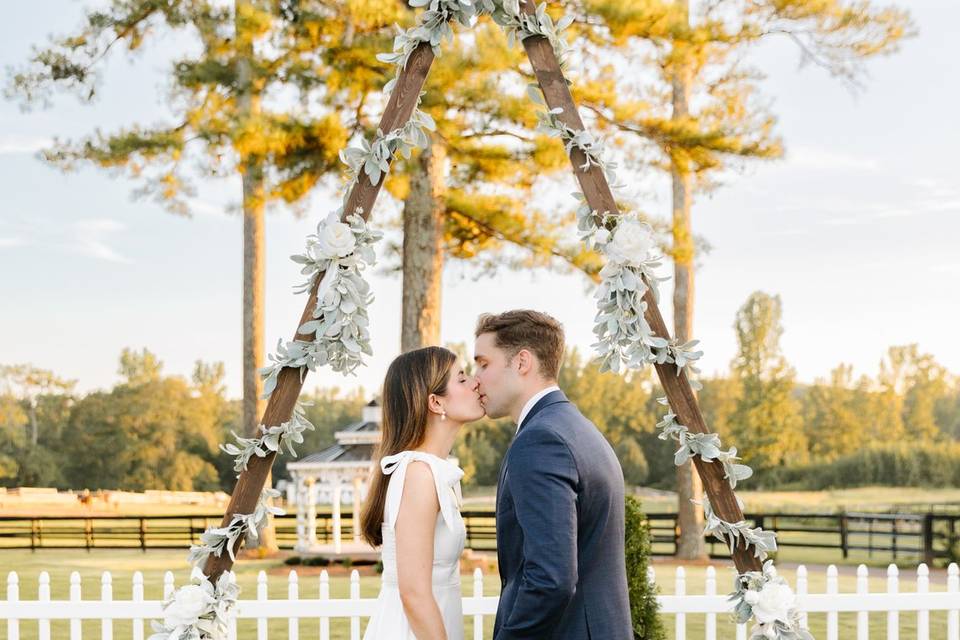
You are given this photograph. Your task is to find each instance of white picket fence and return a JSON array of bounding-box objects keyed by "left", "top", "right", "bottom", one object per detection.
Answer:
[{"left": 1, "top": 563, "right": 958, "bottom": 640}]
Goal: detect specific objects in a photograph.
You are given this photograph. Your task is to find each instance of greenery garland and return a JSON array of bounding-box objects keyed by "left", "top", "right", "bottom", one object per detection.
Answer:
[
  {"left": 520, "top": 12, "right": 811, "bottom": 634},
  {"left": 153, "top": 3, "right": 812, "bottom": 638}
]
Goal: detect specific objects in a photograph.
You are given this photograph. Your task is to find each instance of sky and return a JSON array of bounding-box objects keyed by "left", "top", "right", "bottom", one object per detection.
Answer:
[{"left": 1, "top": 1, "right": 958, "bottom": 400}]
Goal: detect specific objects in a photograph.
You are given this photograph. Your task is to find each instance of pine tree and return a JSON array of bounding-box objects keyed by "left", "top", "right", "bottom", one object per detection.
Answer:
[
  {"left": 6, "top": 1, "right": 411, "bottom": 549},
  {"left": 563, "top": 0, "right": 911, "bottom": 558},
  {"left": 729, "top": 292, "right": 807, "bottom": 477}
]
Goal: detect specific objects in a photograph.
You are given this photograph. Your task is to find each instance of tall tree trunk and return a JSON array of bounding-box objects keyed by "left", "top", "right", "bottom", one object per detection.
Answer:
[
  {"left": 237, "top": 1, "right": 276, "bottom": 552},
  {"left": 672, "top": 0, "right": 707, "bottom": 562},
  {"left": 400, "top": 142, "right": 446, "bottom": 353}
]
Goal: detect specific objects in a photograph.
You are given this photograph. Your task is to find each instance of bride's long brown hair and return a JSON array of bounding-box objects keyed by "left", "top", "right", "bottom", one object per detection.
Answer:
[{"left": 360, "top": 346, "right": 457, "bottom": 546}]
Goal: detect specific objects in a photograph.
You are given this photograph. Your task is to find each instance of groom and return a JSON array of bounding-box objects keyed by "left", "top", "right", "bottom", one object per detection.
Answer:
[{"left": 474, "top": 310, "right": 632, "bottom": 640}]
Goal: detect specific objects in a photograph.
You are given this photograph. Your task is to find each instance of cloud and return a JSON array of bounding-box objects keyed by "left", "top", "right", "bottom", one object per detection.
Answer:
[
  {"left": 1, "top": 216, "right": 131, "bottom": 263},
  {"left": 72, "top": 218, "right": 131, "bottom": 263},
  {"left": 787, "top": 146, "right": 881, "bottom": 172},
  {"left": 0, "top": 135, "right": 52, "bottom": 155}
]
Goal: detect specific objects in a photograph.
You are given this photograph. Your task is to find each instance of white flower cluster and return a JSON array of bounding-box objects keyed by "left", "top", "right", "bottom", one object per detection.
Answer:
[
  {"left": 588, "top": 216, "right": 671, "bottom": 373},
  {"left": 148, "top": 567, "right": 240, "bottom": 640},
  {"left": 220, "top": 402, "right": 315, "bottom": 474},
  {"left": 260, "top": 211, "right": 383, "bottom": 389},
  {"left": 187, "top": 488, "right": 284, "bottom": 568},
  {"left": 730, "top": 561, "right": 814, "bottom": 640}
]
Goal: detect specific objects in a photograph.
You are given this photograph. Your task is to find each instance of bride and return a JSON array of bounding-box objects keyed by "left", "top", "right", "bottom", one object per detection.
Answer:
[{"left": 360, "top": 346, "right": 484, "bottom": 640}]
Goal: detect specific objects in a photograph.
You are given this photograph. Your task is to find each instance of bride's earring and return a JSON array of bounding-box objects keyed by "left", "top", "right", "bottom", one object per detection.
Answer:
[{"left": 441, "top": 409, "right": 447, "bottom": 421}]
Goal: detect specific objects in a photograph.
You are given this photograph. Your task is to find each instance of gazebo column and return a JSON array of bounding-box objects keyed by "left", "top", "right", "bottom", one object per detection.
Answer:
[
  {"left": 306, "top": 476, "right": 317, "bottom": 548},
  {"left": 293, "top": 474, "right": 306, "bottom": 552},
  {"left": 352, "top": 475, "right": 363, "bottom": 544},
  {"left": 332, "top": 482, "right": 343, "bottom": 554}
]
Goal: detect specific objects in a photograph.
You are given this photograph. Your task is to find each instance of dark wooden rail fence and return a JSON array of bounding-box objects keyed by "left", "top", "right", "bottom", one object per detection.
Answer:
[{"left": 2, "top": 511, "right": 957, "bottom": 565}]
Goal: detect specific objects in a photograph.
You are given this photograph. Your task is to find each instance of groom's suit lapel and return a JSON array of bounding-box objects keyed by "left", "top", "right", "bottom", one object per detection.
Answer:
[
  {"left": 497, "top": 389, "right": 570, "bottom": 501},
  {"left": 516, "top": 389, "right": 569, "bottom": 434}
]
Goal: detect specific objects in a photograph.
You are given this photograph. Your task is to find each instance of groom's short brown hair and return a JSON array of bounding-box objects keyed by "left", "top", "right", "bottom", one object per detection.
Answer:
[{"left": 475, "top": 310, "right": 565, "bottom": 380}]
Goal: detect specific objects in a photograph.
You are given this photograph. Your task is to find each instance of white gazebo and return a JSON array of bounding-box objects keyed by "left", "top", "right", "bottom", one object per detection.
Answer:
[{"left": 286, "top": 399, "right": 380, "bottom": 556}]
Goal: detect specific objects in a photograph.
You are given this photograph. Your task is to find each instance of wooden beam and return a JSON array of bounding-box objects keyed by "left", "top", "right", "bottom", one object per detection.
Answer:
[
  {"left": 517, "top": 0, "right": 762, "bottom": 574},
  {"left": 203, "top": 42, "right": 436, "bottom": 582}
]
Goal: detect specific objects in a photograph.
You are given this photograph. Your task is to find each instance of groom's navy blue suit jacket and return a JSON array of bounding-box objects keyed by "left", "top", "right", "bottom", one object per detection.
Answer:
[{"left": 494, "top": 389, "right": 632, "bottom": 640}]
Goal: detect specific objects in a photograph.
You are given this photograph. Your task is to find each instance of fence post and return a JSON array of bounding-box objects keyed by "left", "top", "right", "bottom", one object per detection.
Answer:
[
  {"left": 85, "top": 518, "right": 93, "bottom": 552},
  {"left": 796, "top": 565, "right": 808, "bottom": 630},
  {"left": 892, "top": 517, "right": 898, "bottom": 560},
  {"left": 38, "top": 571, "right": 50, "bottom": 640},
  {"left": 917, "top": 563, "right": 929, "bottom": 640},
  {"left": 29, "top": 519, "right": 36, "bottom": 553},
  {"left": 856, "top": 565, "right": 868, "bottom": 640},
  {"left": 840, "top": 513, "right": 849, "bottom": 560},
  {"left": 922, "top": 514, "right": 935, "bottom": 566},
  {"left": 139, "top": 517, "right": 147, "bottom": 553},
  {"left": 675, "top": 566, "right": 686, "bottom": 640},
  {"left": 826, "top": 565, "right": 839, "bottom": 640},
  {"left": 70, "top": 571, "right": 82, "bottom": 640},
  {"left": 350, "top": 569, "right": 361, "bottom": 640},
  {"left": 319, "top": 570, "right": 330, "bottom": 640},
  {"left": 288, "top": 570, "right": 299, "bottom": 640},
  {"left": 257, "top": 570, "right": 268, "bottom": 640},
  {"left": 705, "top": 566, "right": 717, "bottom": 640},
  {"left": 132, "top": 571, "right": 144, "bottom": 640},
  {"left": 947, "top": 563, "right": 958, "bottom": 640},
  {"left": 886, "top": 564, "right": 899, "bottom": 640},
  {"left": 101, "top": 571, "right": 113, "bottom": 640},
  {"left": 7, "top": 571, "right": 19, "bottom": 640},
  {"left": 474, "top": 567, "right": 484, "bottom": 640}
]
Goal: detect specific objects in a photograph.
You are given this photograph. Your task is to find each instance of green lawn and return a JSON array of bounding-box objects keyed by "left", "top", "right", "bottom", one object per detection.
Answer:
[{"left": 1, "top": 550, "right": 956, "bottom": 640}]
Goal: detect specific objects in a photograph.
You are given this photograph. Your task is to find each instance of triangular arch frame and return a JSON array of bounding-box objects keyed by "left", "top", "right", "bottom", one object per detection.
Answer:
[{"left": 204, "top": 0, "right": 762, "bottom": 583}]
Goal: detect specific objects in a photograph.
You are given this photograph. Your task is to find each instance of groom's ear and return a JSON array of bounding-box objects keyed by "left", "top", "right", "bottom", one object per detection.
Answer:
[{"left": 515, "top": 349, "right": 535, "bottom": 376}]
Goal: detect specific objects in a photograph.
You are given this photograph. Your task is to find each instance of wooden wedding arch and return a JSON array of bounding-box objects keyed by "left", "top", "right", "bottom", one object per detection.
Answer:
[{"left": 203, "top": 0, "right": 763, "bottom": 584}]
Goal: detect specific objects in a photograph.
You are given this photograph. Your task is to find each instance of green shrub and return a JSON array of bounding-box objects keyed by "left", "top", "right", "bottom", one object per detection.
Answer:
[
  {"left": 283, "top": 556, "right": 302, "bottom": 566},
  {"left": 625, "top": 494, "right": 665, "bottom": 640},
  {"left": 772, "top": 442, "right": 960, "bottom": 489}
]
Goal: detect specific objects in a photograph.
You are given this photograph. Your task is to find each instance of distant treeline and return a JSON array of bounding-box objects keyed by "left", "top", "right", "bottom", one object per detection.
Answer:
[{"left": 2, "top": 294, "right": 958, "bottom": 492}]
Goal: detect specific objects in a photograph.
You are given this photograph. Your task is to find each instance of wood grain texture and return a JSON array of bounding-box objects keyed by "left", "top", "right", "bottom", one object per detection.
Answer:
[
  {"left": 203, "top": 42, "right": 436, "bottom": 582},
  {"left": 518, "top": 0, "right": 762, "bottom": 574}
]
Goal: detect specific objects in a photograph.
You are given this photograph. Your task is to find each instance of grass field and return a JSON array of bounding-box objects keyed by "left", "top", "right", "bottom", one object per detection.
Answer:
[
  {"left": 12, "top": 485, "right": 960, "bottom": 517},
  {"left": 1, "top": 549, "right": 957, "bottom": 640}
]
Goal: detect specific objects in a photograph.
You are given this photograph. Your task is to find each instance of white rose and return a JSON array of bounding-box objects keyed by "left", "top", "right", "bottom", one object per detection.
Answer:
[
  {"left": 164, "top": 584, "right": 208, "bottom": 628},
  {"left": 315, "top": 220, "right": 357, "bottom": 259},
  {"left": 605, "top": 218, "right": 654, "bottom": 266},
  {"left": 751, "top": 582, "right": 795, "bottom": 625},
  {"left": 593, "top": 227, "right": 611, "bottom": 245},
  {"left": 743, "top": 589, "right": 761, "bottom": 606}
]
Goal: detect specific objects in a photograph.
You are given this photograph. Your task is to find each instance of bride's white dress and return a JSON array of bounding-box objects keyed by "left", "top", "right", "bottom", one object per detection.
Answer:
[{"left": 362, "top": 450, "right": 466, "bottom": 640}]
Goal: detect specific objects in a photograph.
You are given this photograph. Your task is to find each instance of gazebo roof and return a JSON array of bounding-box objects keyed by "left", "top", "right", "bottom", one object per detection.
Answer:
[
  {"left": 295, "top": 442, "right": 376, "bottom": 465},
  {"left": 287, "top": 400, "right": 381, "bottom": 471}
]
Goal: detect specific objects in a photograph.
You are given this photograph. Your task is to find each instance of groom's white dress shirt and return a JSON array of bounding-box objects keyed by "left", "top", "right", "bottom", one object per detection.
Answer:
[{"left": 515, "top": 385, "right": 560, "bottom": 433}]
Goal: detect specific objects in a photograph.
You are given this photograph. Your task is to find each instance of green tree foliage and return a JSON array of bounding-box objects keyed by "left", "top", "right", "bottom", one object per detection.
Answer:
[
  {"left": 729, "top": 291, "right": 807, "bottom": 477},
  {"left": 64, "top": 349, "right": 232, "bottom": 491}
]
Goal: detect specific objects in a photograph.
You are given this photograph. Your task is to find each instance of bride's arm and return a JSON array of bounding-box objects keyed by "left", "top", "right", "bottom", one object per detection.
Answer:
[{"left": 395, "top": 460, "right": 448, "bottom": 640}]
